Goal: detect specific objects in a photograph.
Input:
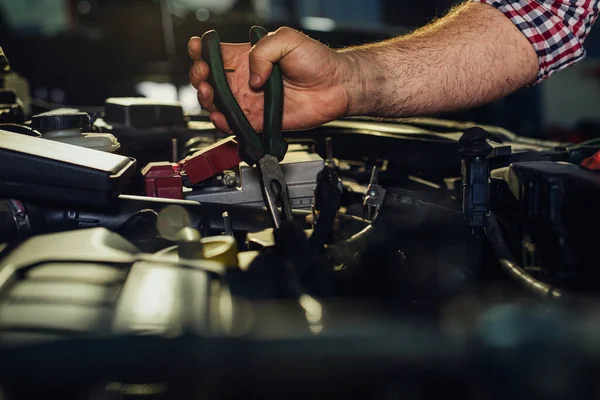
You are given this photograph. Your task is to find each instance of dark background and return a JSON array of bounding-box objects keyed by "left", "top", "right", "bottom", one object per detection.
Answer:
[{"left": 1, "top": 0, "right": 600, "bottom": 142}]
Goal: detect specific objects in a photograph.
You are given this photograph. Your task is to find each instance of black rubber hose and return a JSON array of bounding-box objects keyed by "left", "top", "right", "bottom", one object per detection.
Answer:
[
  {"left": 330, "top": 198, "right": 462, "bottom": 265},
  {"left": 484, "top": 212, "right": 568, "bottom": 301}
]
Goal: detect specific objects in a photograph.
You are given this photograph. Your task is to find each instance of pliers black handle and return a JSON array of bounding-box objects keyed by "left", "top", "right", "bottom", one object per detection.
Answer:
[
  {"left": 200, "top": 26, "right": 288, "bottom": 165},
  {"left": 201, "top": 26, "right": 293, "bottom": 229}
]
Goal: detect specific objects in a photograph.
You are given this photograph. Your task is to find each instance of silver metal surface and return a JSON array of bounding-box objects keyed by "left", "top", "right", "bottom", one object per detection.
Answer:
[
  {"left": 257, "top": 154, "right": 293, "bottom": 229},
  {"left": 185, "top": 151, "right": 324, "bottom": 210}
]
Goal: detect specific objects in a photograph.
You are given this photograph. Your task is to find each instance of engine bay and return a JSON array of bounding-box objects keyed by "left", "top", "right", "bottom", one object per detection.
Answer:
[{"left": 2, "top": 45, "right": 600, "bottom": 399}]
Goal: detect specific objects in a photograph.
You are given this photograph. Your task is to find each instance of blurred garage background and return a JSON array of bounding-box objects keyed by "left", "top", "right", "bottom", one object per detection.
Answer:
[{"left": 1, "top": 0, "right": 599, "bottom": 142}]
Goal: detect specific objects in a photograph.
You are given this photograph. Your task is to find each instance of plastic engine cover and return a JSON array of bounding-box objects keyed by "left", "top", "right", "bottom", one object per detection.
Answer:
[
  {"left": 0, "top": 129, "right": 135, "bottom": 206},
  {"left": 0, "top": 228, "right": 231, "bottom": 347}
]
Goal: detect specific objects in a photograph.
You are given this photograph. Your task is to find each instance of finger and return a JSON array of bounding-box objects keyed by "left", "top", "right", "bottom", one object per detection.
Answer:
[
  {"left": 209, "top": 112, "right": 233, "bottom": 134},
  {"left": 197, "top": 81, "right": 217, "bottom": 112},
  {"left": 189, "top": 60, "right": 209, "bottom": 87},
  {"left": 188, "top": 66, "right": 197, "bottom": 87},
  {"left": 248, "top": 27, "right": 306, "bottom": 88},
  {"left": 188, "top": 36, "right": 202, "bottom": 60}
]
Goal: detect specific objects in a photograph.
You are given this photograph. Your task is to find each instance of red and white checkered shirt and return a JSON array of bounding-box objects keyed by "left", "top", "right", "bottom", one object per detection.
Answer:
[{"left": 472, "top": 0, "right": 600, "bottom": 83}]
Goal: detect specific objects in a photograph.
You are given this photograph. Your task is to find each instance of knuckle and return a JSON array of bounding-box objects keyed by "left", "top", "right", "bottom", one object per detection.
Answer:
[
  {"left": 275, "top": 26, "right": 293, "bottom": 36},
  {"left": 189, "top": 71, "right": 198, "bottom": 85}
]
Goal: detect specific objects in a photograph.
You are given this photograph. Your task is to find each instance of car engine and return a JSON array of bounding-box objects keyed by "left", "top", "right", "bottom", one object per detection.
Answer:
[{"left": 1, "top": 45, "right": 600, "bottom": 400}]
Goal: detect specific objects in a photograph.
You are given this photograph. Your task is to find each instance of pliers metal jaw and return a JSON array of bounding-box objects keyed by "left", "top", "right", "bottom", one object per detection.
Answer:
[
  {"left": 201, "top": 26, "right": 293, "bottom": 229},
  {"left": 257, "top": 154, "right": 293, "bottom": 228}
]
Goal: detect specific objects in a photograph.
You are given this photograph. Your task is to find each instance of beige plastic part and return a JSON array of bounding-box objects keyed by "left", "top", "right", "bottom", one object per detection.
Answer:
[
  {"left": 246, "top": 228, "right": 312, "bottom": 248},
  {"left": 200, "top": 236, "right": 238, "bottom": 267},
  {"left": 237, "top": 251, "right": 260, "bottom": 271},
  {"left": 152, "top": 235, "right": 246, "bottom": 268},
  {"left": 43, "top": 129, "right": 121, "bottom": 153}
]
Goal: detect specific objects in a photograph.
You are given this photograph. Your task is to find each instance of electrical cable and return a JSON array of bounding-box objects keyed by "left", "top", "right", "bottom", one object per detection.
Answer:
[{"left": 484, "top": 212, "right": 572, "bottom": 301}]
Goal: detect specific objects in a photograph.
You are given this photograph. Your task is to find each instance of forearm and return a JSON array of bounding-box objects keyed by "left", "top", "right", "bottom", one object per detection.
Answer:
[{"left": 338, "top": 2, "right": 539, "bottom": 117}]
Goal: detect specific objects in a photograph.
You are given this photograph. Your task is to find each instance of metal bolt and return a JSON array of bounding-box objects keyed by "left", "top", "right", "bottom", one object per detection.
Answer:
[
  {"left": 325, "top": 137, "right": 334, "bottom": 165},
  {"left": 222, "top": 211, "right": 234, "bottom": 237},
  {"left": 223, "top": 171, "right": 237, "bottom": 187},
  {"left": 171, "top": 137, "right": 179, "bottom": 163}
]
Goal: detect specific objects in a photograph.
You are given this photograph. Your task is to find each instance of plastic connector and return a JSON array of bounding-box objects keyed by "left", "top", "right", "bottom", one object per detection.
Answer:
[
  {"left": 581, "top": 150, "right": 600, "bottom": 171},
  {"left": 178, "top": 136, "right": 241, "bottom": 184},
  {"left": 142, "top": 162, "right": 183, "bottom": 199}
]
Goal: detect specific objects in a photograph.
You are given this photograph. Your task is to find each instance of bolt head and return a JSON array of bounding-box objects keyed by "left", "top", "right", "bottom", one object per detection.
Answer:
[{"left": 223, "top": 172, "right": 237, "bottom": 187}]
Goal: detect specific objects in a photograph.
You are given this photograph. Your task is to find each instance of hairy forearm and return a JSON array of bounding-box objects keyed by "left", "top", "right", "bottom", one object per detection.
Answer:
[{"left": 338, "top": 2, "right": 539, "bottom": 117}]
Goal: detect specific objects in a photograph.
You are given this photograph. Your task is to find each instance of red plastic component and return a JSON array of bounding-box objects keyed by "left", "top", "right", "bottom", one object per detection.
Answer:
[
  {"left": 580, "top": 150, "right": 600, "bottom": 171},
  {"left": 178, "top": 136, "right": 241, "bottom": 184},
  {"left": 142, "top": 162, "right": 183, "bottom": 199}
]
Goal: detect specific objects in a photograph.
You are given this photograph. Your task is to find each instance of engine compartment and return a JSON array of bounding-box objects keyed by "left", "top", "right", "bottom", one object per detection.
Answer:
[{"left": 2, "top": 47, "right": 600, "bottom": 399}]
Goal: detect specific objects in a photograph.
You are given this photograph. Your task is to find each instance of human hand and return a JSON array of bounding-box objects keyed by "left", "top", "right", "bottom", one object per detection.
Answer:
[{"left": 188, "top": 27, "right": 352, "bottom": 133}]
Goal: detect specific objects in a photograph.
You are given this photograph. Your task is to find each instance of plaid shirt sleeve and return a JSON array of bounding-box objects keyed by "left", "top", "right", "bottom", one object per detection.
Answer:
[{"left": 471, "top": 0, "right": 600, "bottom": 83}]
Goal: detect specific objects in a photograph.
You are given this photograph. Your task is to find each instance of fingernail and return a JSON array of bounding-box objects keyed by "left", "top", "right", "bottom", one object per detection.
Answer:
[
  {"left": 188, "top": 36, "right": 199, "bottom": 51},
  {"left": 193, "top": 63, "right": 202, "bottom": 77},
  {"left": 250, "top": 73, "right": 261, "bottom": 87}
]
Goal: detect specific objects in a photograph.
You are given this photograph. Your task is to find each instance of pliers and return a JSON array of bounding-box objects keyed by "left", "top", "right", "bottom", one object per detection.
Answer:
[{"left": 201, "top": 26, "right": 293, "bottom": 229}]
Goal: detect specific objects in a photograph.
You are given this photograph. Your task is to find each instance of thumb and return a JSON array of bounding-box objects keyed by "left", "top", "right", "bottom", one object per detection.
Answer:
[{"left": 248, "top": 27, "right": 306, "bottom": 89}]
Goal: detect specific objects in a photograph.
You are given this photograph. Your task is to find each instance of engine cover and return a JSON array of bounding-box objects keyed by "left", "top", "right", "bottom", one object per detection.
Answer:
[
  {"left": 185, "top": 150, "right": 324, "bottom": 210},
  {"left": 0, "top": 228, "right": 231, "bottom": 347}
]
